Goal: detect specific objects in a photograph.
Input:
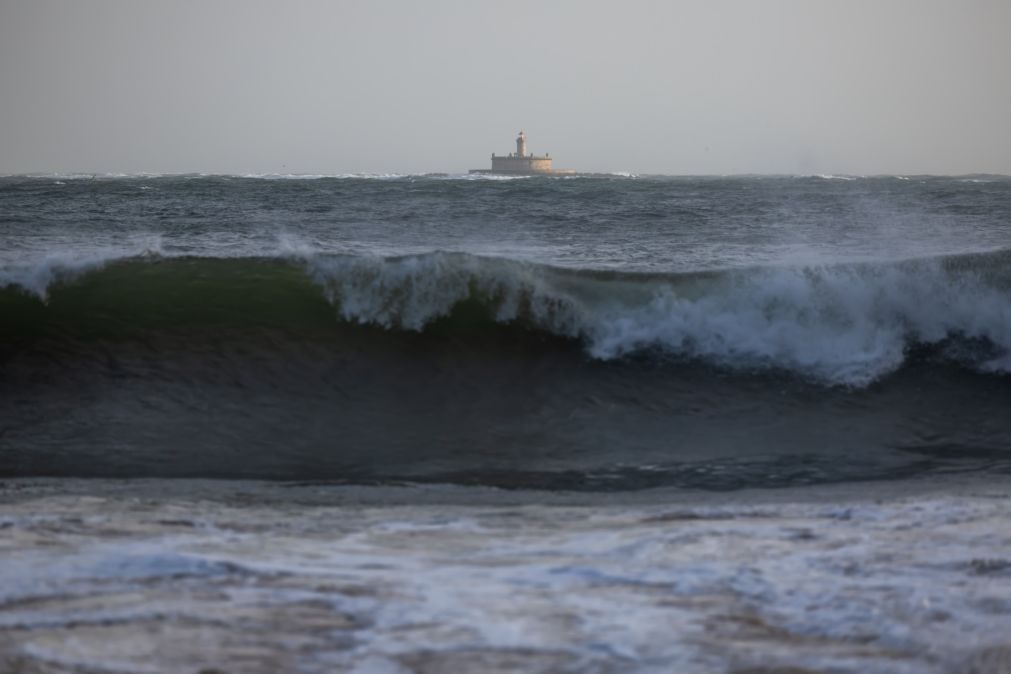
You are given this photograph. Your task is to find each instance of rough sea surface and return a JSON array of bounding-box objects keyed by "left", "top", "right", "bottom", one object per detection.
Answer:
[
  {"left": 2, "top": 477, "right": 1011, "bottom": 674},
  {"left": 1, "top": 173, "right": 1010, "bottom": 672}
]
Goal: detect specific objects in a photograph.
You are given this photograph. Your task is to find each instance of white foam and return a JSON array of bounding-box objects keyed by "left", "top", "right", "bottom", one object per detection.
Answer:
[
  {"left": 301, "top": 251, "right": 1011, "bottom": 386},
  {"left": 239, "top": 172, "right": 410, "bottom": 180},
  {"left": 3, "top": 482, "right": 1009, "bottom": 674},
  {"left": 446, "top": 173, "right": 535, "bottom": 181},
  {"left": 0, "top": 238, "right": 165, "bottom": 299},
  {"left": 586, "top": 261, "right": 1011, "bottom": 384},
  {"left": 305, "top": 252, "right": 577, "bottom": 331}
]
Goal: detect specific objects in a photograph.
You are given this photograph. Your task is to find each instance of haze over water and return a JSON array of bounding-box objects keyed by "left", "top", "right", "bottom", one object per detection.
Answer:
[{"left": 2, "top": 1, "right": 1010, "bottom": 176}]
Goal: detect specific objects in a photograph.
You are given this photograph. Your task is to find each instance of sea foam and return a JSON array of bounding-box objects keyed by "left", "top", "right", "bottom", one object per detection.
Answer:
[{"left": 301, "top": 249, "right": 1011, "bottom": 386}]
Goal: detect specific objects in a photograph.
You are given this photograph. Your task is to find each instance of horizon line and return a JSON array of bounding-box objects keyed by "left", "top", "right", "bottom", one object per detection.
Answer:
[{"left": 2, "top": 171, "right": 1009, "bottom": 180}]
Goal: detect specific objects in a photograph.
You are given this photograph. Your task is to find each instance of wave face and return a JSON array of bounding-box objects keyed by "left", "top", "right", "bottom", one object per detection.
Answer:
[
  {"left": 5, "top": 250, "right": 1011, "bottom": 385},
  {"left": 3, "top": 251, "right": 1011, "bottom": 488}
]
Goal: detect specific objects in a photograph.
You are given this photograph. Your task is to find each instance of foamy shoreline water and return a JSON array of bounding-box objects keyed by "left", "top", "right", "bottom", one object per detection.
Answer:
[{"left": 1, "top": 476, "right": 1010, "bottom": 674}]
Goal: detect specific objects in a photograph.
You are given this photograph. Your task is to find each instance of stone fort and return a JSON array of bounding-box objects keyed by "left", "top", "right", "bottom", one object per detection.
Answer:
[{"left": 470, "top": 131, "right": 574, "bottom": 175}]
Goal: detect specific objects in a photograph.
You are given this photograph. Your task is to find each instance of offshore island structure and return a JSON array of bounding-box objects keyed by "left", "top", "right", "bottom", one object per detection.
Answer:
[{"left": 469, "top": 131, "right": 576, "bottom": 176}]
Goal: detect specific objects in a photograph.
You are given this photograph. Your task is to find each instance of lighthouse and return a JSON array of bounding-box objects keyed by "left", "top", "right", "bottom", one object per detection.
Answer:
[
  {"left": 516, "top": 131, "right": 528, "bottom": 158},
  {"left": 470, "top": 131, "right": 573, "bottom": 175}
]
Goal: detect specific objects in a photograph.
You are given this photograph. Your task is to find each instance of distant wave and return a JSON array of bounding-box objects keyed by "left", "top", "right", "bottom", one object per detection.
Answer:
[{"left": 238, "top": 172, "right": 410, "bottom": 180}]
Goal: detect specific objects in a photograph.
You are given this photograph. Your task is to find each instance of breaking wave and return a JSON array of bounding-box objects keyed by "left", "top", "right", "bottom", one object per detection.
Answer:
[{"left": 3, "top": 249, "right": 1011, "bottom": 386}]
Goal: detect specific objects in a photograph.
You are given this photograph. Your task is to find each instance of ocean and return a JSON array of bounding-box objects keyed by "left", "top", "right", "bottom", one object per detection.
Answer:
[{"left": 2, "top": 173, "right": 1010, "bottom": 673}]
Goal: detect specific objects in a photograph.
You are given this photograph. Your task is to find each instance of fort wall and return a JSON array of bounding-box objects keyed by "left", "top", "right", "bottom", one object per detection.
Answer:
[{"left": 490, "top": 155, "right": 553, "bottom": 174}]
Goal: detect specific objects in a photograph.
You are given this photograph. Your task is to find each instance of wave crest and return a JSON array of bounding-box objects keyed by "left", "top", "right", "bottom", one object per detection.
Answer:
[
  {"left": 4, "top": 249, "right": 1011, "bottom": 386},
  {"left": 299, "top": 250, "right": 1011, "bottom": 385}
]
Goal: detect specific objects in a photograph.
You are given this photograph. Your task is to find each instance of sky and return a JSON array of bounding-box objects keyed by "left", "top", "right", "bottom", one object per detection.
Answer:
[{"left": 1, "top": 0, "right": 1009, "bottom": 175}]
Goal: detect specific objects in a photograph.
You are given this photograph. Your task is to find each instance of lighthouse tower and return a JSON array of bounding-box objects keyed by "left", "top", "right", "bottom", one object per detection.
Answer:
[{"left": 516, "top": 131, "right": 527, "bottom": 158}]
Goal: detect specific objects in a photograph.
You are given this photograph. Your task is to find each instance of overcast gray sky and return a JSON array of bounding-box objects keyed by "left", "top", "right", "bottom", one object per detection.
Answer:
[{"left": 1, "top": 0, "right": 1008, "bottom": 175}]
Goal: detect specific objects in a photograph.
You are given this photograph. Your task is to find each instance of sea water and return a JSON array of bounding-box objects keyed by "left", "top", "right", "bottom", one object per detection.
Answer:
[{"left": 1, "top": 173, "right": 1010, "bottom": 672}]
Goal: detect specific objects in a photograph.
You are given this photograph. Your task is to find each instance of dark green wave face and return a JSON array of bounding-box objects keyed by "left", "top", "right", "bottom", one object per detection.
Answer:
[{"left": 1, "top": 257, "right": 335, "bottom": 340}]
